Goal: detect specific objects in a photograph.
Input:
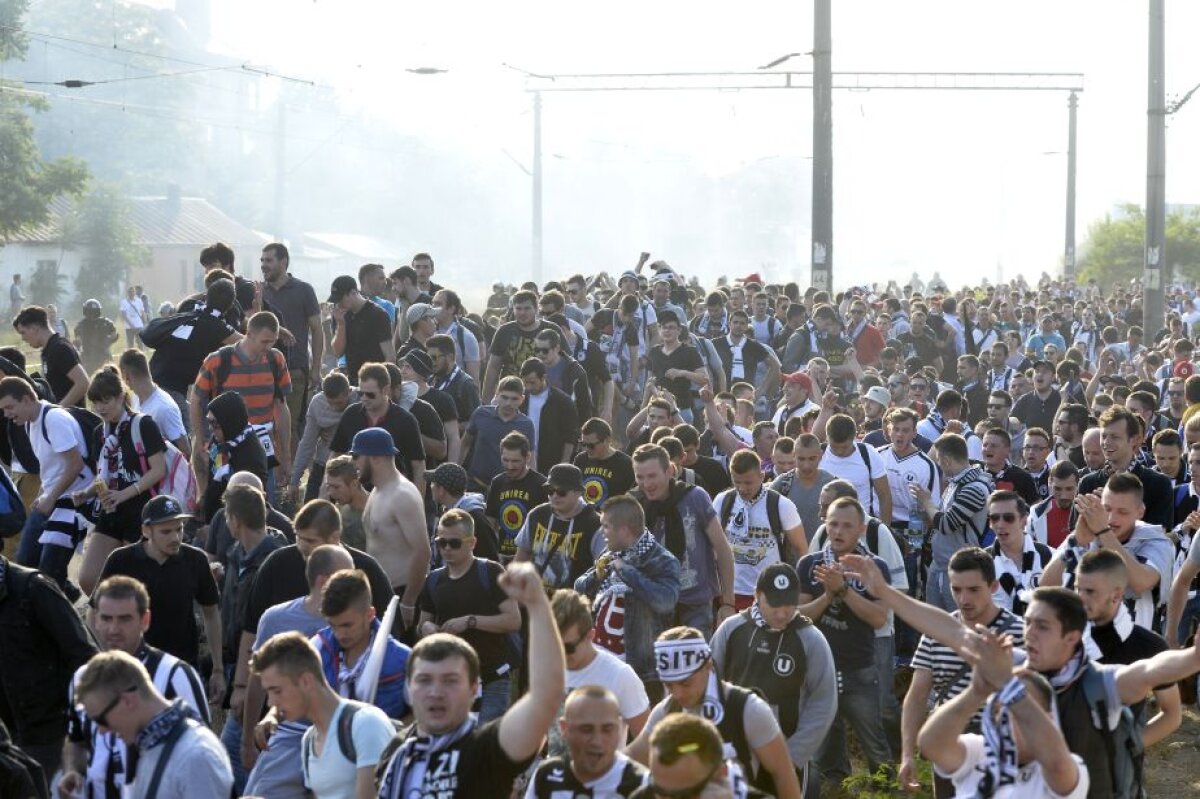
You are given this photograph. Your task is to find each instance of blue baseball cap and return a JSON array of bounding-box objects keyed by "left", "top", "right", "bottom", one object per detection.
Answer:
[{"left": 349, "top": 427, "right": 399, "bottom": 457}]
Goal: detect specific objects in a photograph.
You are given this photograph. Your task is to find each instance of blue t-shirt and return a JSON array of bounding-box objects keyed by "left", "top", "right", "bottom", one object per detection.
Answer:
[
  {"left": 796, "top": 549, "right": 891, "bottom": 671},
  {"left": 255, "top": 597, "right": 328, "bottom": 742},
  {"left": 465, "top": 406, "right": 536, "bottom": 486}
]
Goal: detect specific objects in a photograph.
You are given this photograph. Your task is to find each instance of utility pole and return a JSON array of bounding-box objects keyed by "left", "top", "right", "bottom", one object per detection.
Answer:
[
  {"left": 532, "top": 90, "right": 544, "bottom": 286},
  {"left": 1144, "top": 0, "right": 1166, "bottom": 336},
  {"left": 811, "top": 0, "right": 833, "bottom": 293},
  {"left": 1064, "top": 91, "right": 1078, "bottom": 280},
  {"left": 274, "top": 100, "right": 287, "bottom": 242}
]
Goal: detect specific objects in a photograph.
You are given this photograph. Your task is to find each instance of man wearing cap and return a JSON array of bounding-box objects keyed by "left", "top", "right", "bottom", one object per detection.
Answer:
[
  {"left": 710, "top": 563, "right": 837, "bottom": 793},
  {"left": 400, "top": 348, "right": 462, "bottom": 464},
  {"left": 95, "top": 495, "right": 223, "bottom": 682},
  {"left": 398, "top": 301, "right": 439, "bottom": 361},
  {"left": 861, "top": 384, "right": 893, "bottom": 436},
  {"left": 328, "top": 275, "right": 394, "bottom": 385},
  {"left": 627, "top": 626, "right": 802, "bottom": 799},
  {"left": 430, "top": 462, "right": 500, "bottom": 562},
  {"left": 516, "top": 464, "right": 603, "bottom": 591},
  {"left": 773, "top": 372, "right": 818, "bottom": 430},
  {"left": 352, "top": 427, "right": 429, "bottom": 631}
]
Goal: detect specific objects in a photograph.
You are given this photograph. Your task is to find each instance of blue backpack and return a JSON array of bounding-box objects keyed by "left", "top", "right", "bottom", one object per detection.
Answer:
[{"left": 0, "top": 467, "right": 26, "bottom": 539}]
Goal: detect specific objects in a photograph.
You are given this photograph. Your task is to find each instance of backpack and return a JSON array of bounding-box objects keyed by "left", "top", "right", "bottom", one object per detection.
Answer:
[
  {"left": 425, "top": 560, "right": 523, "bottom": 665},
  {"left": 1081, "top": 666, "right": 1145, "bottom": 799},
  {"left": 211, "top": 345, "right": 285, "bottom": 400},
  {"left": 129, "top": 413, "right": 199, "bottom": 512},
  {"left": 0, "top": 466, "right": 26, "bottom": 539},
  {"left": 40, "top": 404, "right": 103, "bottom": 473},
  {"left": 0, "top": 720, "right": 46, "bottom": 799},
  {"left": 720, "top": 489, "right": 785, "bottom": 555},
  {"left": 139, "top": 311, "right": 200, "bottom": 350},
  {"left": 302, "top": 700, "right": 404, "bottom": 779}
]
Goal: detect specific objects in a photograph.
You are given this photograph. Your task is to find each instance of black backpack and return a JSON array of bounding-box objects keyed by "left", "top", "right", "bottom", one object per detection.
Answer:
[
  {"left": 41, "top": 405, "right": 104, "bottom": 474},
  {"left": 719, "top": 489, "right": 786, "bottom": 555},
  {"left": 139, "top": 311, "right": 201, "bottom": 350},
  {"left": 302, "top": 700, "right": 404, "bottom": 779},
  {"left": 1082, "top": 666, "right": 1145, "bottom": 799},
  {"left": 819, "top": 441, "right": 877, "bottom": 514}
]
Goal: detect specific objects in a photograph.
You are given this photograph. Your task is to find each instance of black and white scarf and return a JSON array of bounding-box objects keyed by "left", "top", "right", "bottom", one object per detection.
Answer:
[
  {"left": 975, "top": 676, "right": 1029, "bottom": 797},
  {"left": 377, "top": 715, "right": 478, "bottom": 799}
]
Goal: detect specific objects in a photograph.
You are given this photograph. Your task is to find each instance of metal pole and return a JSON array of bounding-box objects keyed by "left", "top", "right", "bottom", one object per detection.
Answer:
[
  {"left": 274, "top": 100, "right": 287, "bottom": 240},
  {"left": 532, "top": 90, "right": 544, "bottom": 286},
  {"left": 811, "top": 0, "right": 833, "bottom": 293},
  {"left": 1144, "top": 0, "right": 1166, "bottom": 336},
  {"left": 1064, "top": 91, "right": 1078, "bottom": 281}
]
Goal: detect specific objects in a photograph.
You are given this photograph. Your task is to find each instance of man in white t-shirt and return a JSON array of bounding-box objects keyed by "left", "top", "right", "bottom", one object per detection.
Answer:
[
  {"left": 819, "top": 413, "right": 892, "bottom": 525},
  {"left": 120, "top": 285, "right": 147, "bottom": 349},
  {"left": 547, "top": 589, "right": 650, "bottom": 756},
  {"left": 119, "top": 347, "right": 189, "bottom": 454},
  {"left": 0, "top": 377, "right": 93, "bottom": 599},
  {"left": 919, "top": 629, "right": 1088, "bottom": 799},
  {"left": 712, "top": 449, "right": 807, "bottom": 609},
  {"left": 253, "top": 630, "right": 395, "bottom": 799}
]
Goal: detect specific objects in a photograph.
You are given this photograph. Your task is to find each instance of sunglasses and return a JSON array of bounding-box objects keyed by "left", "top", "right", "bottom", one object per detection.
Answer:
[
  {"left": 360, "top": 391, "right": 379, "bottom": 400},
  {"left": 988, "top": 512, "right": 1018, "bottom": 524},
  {"left": 434, "top": 536, "right": 471, "bottom": 550},
  {"left": 82, "top": 686, "right": 137, "bottom": 728},
  {"left": 579, "top": 440, "right": 600, "bottom": 449},
  {"left": 548, "top": 488, "right": 575, "bottom": 498},
  {"left": 562, "top": 637, "right": 584, "bottom": 656},
  {"left": 649, "top": 762, "right": 722, "bottom": 799}
]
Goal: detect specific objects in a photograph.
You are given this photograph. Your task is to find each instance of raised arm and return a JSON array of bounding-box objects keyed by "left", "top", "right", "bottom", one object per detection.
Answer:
[{"left": 497, "top": 562, "right": 566, "bottom": 762}]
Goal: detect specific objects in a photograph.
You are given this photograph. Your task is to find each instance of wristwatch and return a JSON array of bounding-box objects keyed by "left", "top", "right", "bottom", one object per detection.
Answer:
[{"left": 467, "top": 615, "right": 477, "bottom": 630}]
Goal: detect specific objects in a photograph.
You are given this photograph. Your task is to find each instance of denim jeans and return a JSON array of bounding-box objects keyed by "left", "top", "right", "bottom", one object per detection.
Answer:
[
  {"left": 479, "top": 676, "right": 511, "bottom": 723},
  {"left": 926, "top": 568, "right": 957, "bottom": 613},
  {"left": 675, "top": 601, "right": 715, "bottom": 639},
  {"left": 874, "top": 635, "right": 901, "bottom": 758},
  {"left": 220, "top": 715, "right": 249, "bottom": 796},
  {"left": 15, "top": 509, "right": 77, "bottom": 599},
  {"left": 815, "top": 664, "right": 893, "bottom": 790},
  {"left": 304, "top": 462, "right": 326, "bottom": 502},
  {"left": 1176, "top": 593, "right": 1200, "bottom": 645}
]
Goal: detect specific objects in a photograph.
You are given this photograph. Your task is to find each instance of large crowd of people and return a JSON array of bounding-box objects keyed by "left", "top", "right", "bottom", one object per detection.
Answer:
[{"left": 1, "top": 246, "right": 1200, "bottom": 798}]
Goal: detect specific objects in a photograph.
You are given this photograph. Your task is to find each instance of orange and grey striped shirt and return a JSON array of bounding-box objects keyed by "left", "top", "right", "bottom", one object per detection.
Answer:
[{"left": 194, "top": 345, "right": 291, "bottom": 428}]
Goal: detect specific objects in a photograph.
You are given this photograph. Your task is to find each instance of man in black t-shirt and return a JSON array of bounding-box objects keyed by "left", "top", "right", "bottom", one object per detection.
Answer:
[
  {"left": 147, "top": 278, "right": 242, "bottom": 430},
  {"left": 574, "top": 417, "right": 635, "bottom": 509},
  {"left": 484, "top": 289, "right": 556, "bottom": 401},
  {"left": 328, "top": 363, "right": 426, "bottom": 491},
  {"left": 402, "top": 349, "right": 462, "bottom": 463},
  {"left": 378, "top": 560, "right": 565, "bottom": 799},
  {"left": 487, "top": 431, "right": 547, "bottom": 561},
  {"left": 647, "top": 311, "right": 706, "bottom": 414},
  {"left": 15, "top": 305, "right": 90, "bottom": 407},
  {"left": 328, "top": 275, "right": 395, "bottom": 384},
  {"left": 418, "top": 509, "right": 520, "bottom": 721}
]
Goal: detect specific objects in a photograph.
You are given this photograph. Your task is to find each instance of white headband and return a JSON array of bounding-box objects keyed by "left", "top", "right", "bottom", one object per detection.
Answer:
[{"left": 655, "top": 638, "right": 712, "bottom": 683}]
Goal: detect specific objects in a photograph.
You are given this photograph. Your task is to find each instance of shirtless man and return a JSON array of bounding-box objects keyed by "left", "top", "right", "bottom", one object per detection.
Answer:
[{"left": 351, "top": 427, "right": 430, "bottom": 630}]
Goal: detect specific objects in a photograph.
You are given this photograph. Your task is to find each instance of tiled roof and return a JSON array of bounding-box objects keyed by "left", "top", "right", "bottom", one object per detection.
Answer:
[{"left": 7, "top": 195, "right": 264, "bottom": 247}]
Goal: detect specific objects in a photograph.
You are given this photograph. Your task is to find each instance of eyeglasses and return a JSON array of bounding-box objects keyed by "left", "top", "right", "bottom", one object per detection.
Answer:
[
  {"left": 548, "top": 488, "right": 575, "bottom": 498},
  {"left": 579, "top": 439, "right": 601, "bottom": 449},
  {"left": 434, "top": 536, "right": 471, "bottom": 550},
  {"left": 361, "top": 391, "right": 378, "bottom": 400},
  {"left": 649, "top": 762, "right": 722, "bottom": 799},
  {"left": 987, "top": 512, "right": 1018, "bottom": 524},
  {"left": 82, "top": 686, "right": 137, "bottom": 728}
]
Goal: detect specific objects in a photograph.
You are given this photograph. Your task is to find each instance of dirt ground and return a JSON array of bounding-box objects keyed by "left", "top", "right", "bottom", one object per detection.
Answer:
[{"left": 1145, "top": 706, "right": 1200, "bottom": 794}]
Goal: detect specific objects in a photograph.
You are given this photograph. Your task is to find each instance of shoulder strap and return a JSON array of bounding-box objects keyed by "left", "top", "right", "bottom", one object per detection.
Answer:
[
  {"left": 856, "top": 442, "right": 875, "bottom": 513},
  {"left": 775, "top": 470, "right": 795, "bottom": 497},
  {"left": 476, "top": 558, "right": 494, "bottom": 589},
  {"left": 719, "top": 491, "right": 737, "bottom": 529},
  {"left": 337, "top": 702, "right": 362, "bottom": 763},
  {"left": 766, "top": 491, "right": 783, "bottom": 551},
  {"left": 144, "top": 718, "right": 191, "bottom": 798},
  {"left": 867, "top": 519, "right": 880, "bottom": 555},
  {"left": 214, "top": 346, "right": 234, "bottom": 397}
]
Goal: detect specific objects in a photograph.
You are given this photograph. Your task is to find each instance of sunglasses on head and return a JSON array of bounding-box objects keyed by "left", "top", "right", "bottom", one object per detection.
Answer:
[
  {"left": 988, "top": 512, "right": 1018, "bottom": 524},
  {"left": 435, "top": 536, "right": 471, "bottom": 550}
]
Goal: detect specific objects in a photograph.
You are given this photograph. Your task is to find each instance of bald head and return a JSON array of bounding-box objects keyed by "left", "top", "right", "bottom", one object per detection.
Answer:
[{"left": 229, "top": 471, "right": 264, "bottom": 491}]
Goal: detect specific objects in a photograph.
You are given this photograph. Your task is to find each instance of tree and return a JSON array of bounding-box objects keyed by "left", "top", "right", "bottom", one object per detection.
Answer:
[
  {"left": 1077, "top": 204, "right": 1200, "bottom": 286},
  {"left": 66, "top": 184, "right": 148, "bottom": 308},
  {"left": 29, "top": 258, "right": 66, "bottom": 307},
  {"left": 0, "top": 0, "right": 88, "bottom": 242}
]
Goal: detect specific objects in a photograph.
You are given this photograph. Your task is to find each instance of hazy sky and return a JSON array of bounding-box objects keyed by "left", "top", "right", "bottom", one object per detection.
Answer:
[{"left": 199, "top": 0, "right": 1200, "bottom": 288}]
